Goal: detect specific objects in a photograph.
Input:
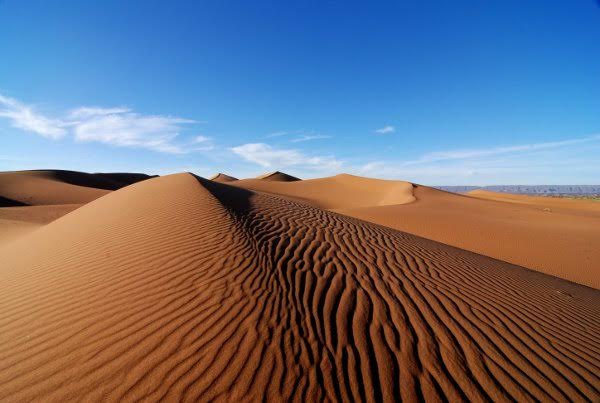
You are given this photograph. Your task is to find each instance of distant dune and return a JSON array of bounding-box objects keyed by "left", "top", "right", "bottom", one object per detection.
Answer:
[
  {"left": 0, "top": 170, "right": 153, "bottom": 246},
  {"left": 255, "top": 171, "right": 301, "bottom": 181},
  {"left": 438, "top": 185, "right": 600, "bottom": 194},
  {"left": 0, "top": 170, "right": 599, "bottom": 401},
  {"left": 235, "top": 173, "right": 415, "bottom": 209},
  {"left": 235, "top": 176, "right": 600, "bottom": 289},
  {"left": 0, "top": 173, "right": 598, "bottom": 401},
  {"left": 0, "top": 170, "right": 153, "bottom": 205},
  {"left": 210, "top": 173, "right": 239, "bottom": 182}
]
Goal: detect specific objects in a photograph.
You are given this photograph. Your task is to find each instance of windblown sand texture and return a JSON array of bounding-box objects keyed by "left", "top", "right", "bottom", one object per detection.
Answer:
[
  {"left": 0, "top": 170, "right": 153, "bottom": 245},
  {"left": 0, "top": 173, "right": 598, "bottom": 402},
  {"left": 234, "top": 174, "right": 600, "bottom": 289},
  {"left": 210, "top": 173, "right": 239, "bottom": 182}
]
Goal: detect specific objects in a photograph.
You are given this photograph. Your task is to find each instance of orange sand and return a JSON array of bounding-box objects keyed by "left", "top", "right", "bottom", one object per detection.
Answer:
[{"left": 0, "top": 173, "right": 598, "bottom": 401}]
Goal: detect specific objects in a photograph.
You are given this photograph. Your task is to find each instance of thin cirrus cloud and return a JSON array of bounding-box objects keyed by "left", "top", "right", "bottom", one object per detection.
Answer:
[
  {"left": 358, "top": 134, "right": 600, "bottom": 184},
  {"left": 230, "top": 143, "right": 342, "bottom": 172},
  {"left": 290, "top": 134, "right": 332, "bottom": 143},
  {"left": 0, "top": 94, "right": 67, "bottom": 139},
  {"left": 0, "top": 93, "right": 203, "bottom": 154},
  {"left": 402, "top": 135, "right": 600, "bottom": 165},
  {"left": 375, "top": 125, "right": 395, "bottom": 134}
]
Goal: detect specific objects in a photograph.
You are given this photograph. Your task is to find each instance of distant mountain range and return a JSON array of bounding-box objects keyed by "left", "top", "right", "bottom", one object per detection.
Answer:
[{"left": 435, "top": 185, "right": 600, "bottom": 194}]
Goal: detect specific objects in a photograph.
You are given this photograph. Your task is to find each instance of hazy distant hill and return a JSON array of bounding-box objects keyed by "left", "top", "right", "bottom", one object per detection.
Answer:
[{"left": 436, "top": 185, "right": 600, "bottom": 194}]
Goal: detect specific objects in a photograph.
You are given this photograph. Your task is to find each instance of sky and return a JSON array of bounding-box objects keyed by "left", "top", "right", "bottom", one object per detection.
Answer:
[{"left": 1, "top": 0, "right": 600, "bottom": 185}]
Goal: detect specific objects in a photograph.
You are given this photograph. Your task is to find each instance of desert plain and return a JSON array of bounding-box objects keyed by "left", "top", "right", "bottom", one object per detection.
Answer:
[{"left": 0, "top": 169, "right": 599, "bottom": 401}]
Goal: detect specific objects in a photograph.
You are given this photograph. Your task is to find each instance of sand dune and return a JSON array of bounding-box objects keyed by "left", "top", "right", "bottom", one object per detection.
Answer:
[
  {"left": 0, "top": 204, "right": 82, "bottom": 246},
  {"left": 0, "top": 173, "right": 598, "bottom": 401},
  {"left": 256, "top": 171, "right": 301, "bottom": 181},
  {"left": 468, "top": 189, "right": 600, "bottom": 213},
  {"left": 235, "top": 173, "right": 415, "bottom": 209},
  {"left": 0, "top": 170, "right": 153, "bottom": 206},
  {"left": 0, "top": 170, "right": 153, "bottom": 245},
  {"left": 210, "top": 173, "right": 239, "bottom": 182},
  {"left": 234, "top": 175, "right": 600, "bottom": 289}
]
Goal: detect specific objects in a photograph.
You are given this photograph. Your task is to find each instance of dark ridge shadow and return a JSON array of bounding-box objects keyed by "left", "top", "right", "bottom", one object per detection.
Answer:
[
  {"left": 191, "top": 174, "right": 253, "bottom": 218},
  {"left": 26, "top": 169, "right": 154, "bottom": 190},
  {"left": 260, "top": 171, "right": 301, "bottom": 182},
  {"left": 94, "top": 173, "right": 157, "bottom": 186},
  {"left": 0, "top": 196, "right": 28, "bottom": 207}
]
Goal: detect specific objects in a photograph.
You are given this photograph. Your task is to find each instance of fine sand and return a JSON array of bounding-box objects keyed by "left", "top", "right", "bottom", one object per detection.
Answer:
[
  {"left": 234, "top": 174, "right": 600, "bottom": 289},
  {"left": 0, "top": 170, "right": 153, "bottom": 245},
  {"left": 0, "top": 173, "right": 598, "bottom": 401},
  {"left": 255, "top": 171, "right": 301, "bottom": 181},
  {"left": 210, "top": 173, "right": 239, "bottom": 183}
]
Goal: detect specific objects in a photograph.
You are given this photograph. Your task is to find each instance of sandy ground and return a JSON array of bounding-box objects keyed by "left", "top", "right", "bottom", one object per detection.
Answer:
[
  {"left": 0, "top": 172, "right": 598, "bottom": 401},
  {"left": 0, "top": 170, "right": 153, "bottom": 245},
  {"left": 234, "top": 175, "right": 600, "bottom": 289}
]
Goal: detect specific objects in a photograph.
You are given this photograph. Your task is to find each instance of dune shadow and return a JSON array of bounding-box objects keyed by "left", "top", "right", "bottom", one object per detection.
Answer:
[
  {"left": 191, "top": 174, "right": 253, "bottom": 218},
  {"left": 0, "top": 196, "right": 28, "bottom": 207},
  {"left": 29, "top": 169, "right": 154, "bottom": 191}
]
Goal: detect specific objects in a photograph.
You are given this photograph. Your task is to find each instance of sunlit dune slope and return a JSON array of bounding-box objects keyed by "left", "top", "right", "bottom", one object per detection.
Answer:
[
  {"left": 0, "top": 204, "right": 82, "bottom": 245},
  {"left": 468, "top": 189, "right": 600, "bottom": 214},
  {"left": 255, "top": 171, "right": 301, "bottom": 181},
  {"left": 1, "top": 173, "right": 598, "bottom": 401},
  {"left": 0, "top": 170, "right": 153, "bottom": 205},
  {"left": 210, "top": 173, "right": 239, "bottom": 182},
  {"left": 0, "top": 170, "right": 154, "bottom": 245},
  {"left": 234, "top": 173, "right": 415, "bottom": 209},
  {"left": 334, "top": 185, "right": 600, "bottom": 289},
  {"left": 0, "top": 170, "right": 111, "bottom": 205},
  {"left": 234, "top": 176, "right": 600, "bottom": 289}
]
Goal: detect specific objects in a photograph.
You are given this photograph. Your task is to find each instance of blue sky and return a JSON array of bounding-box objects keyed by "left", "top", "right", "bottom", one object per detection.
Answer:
[{"left": 1, "top": 0, "right": 599, "bottom": 184}]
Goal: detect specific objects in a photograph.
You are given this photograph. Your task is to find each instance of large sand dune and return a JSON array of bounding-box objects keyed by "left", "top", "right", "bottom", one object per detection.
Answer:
[
  {"left": 210, "top": 173, "right": 239, "bottom": 182},
  {"left": 235, "top": 173, "right": 415, "bottom": 209},
  {"left": 233, "top": 175, "right": 600, "bottom": 289},
  {"left": 1, "top": 173, "right": 598, "bottom": 401},
  {"left": 0, "top": 170, "right": 153, "bottom": 205}
]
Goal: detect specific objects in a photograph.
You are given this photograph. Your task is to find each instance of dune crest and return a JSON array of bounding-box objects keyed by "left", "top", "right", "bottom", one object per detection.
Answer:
[
  {"left": 234, "top": 173, "right": 415, "bottom": 209},
  {"left": 0, "top": 173, "right": 598, "bottom": 401},
  {"left": 210, "top": 173, "right": 239, "bottom": 182},
  {"left": 256, "top": 171, "right": 301, "bottom": 181}
]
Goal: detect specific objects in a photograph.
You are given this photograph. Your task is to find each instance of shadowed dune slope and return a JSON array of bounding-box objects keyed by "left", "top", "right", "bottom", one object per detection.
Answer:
[
  {"left": 256, "top": 171, "right": 301, "bottom": 181},
  {"left": 210, "top": 173, "right": 239, "bottom": 182},
  {"left": 335, "top": 186, "right": 600, "bottom": 289},
  {"left": 0, "top": 170, "right": 154, "bottom": 205},
  {"left": 234, "top": 173, "right": 415, "bottom": 209},
  {"left": 0, "top": 170, "right": 111, "bottom": 205},
  {"left": 0, "top": 173, "right": 598, "bottom": 401}
]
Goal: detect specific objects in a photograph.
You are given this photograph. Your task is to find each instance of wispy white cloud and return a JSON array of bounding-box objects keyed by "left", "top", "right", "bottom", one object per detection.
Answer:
[
  {"left": 358, "top": 135, "right": 600, "bottom": 184},
  {"left": 193, "top": 135, "right": 210, "bottom": 143},
  {"left": 70, "top": 107, "right": 195, "bottom": 153},
  {"left": 0, "top": 94, "right": 67, "bottom": 139},
  {"left": 189, "top": 134, "right": 215, "bottom": 151},
  {"left": 290, "top": 134, "right": 332, "bottom": 143},
  {"left": 404, "top": 135, "right": 600, "bottom": 165},
  {"left": 0, "top": 93, "right": 203, "bottom": 153},
  {"left": 230, "top": 143, "right": 342, "bottom": 172},
  {"left": 375, "top": 125, "right": 395, "bottom": 134}
]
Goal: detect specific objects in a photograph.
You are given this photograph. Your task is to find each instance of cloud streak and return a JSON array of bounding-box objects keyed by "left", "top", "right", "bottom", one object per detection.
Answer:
[
  {"left": 359, "top": 135, "right": 600, "bottom": 184},
  {"left": 290, "top": 134, "right": 331, "bottom": 143},
  {"left": 375, "top": 125, "right": 395, "bottom": 134},
  {"left": 0, "top": 94, "right": 67, "bottom": 139},
  {"left": 0, "top": 93, "right": 200, "bottom": 153},
  {"left": 404, "top": 135, "right": 600, "bottom": 165},
  {"left": 231, "top": 143, "right": 342, "bottom": 172}
]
